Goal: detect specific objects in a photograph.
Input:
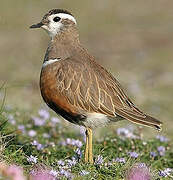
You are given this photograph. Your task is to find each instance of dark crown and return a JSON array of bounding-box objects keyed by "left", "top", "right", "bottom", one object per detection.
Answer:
[
  {"left": 43, "top": 9, "right": 73, "bottom": 20},
  {"left": 49, "top": 9, "right": 73, "bottom": 16}
]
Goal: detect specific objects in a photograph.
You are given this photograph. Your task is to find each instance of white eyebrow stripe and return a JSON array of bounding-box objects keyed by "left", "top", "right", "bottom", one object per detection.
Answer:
[
  {"left": 42, "top": 59, "right": 60, "bottom": 67},
  {"left": 57, "top": 13, "right": 77, "bottom": 24}
]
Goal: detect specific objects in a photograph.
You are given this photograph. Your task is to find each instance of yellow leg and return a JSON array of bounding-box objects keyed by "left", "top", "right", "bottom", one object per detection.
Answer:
[
  {"left": 88, "top": 128, "right": 93, "bottom": 164},
  {"left": 84, "top": 129, "right": 89, "bottom": 163}
]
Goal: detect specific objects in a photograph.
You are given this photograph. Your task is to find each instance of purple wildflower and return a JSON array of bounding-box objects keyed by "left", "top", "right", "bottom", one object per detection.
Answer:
[
  {"left": 64, "top": 138, "right": 83, "bottom": 148},
  {"left": 126, "top": 163, "right": 151, "bottom": 180},
  {"left": 79, "top": 170, "right": 90, "bottom": 176},
  {"left": 18, "top": 125, "right": 26, "bottom": 134},
  {"left": 158, "top": 170, "right": 167, "bottom": 177},
  {"left": 57, "top": 160, "right": 65, "bottom": 166},
  {"left": 156, "top": 135, "right": 168, "bottom": 142},
  {"left": 66, "top": 138, "right": 72, "bottom": 144},
  {"left": 95, "top": 155, "right": 104, "bottom": 165},
  {"left": 38, "top": 109, "right": 50, "bottom": 120},
  {"left": 51, "top": 117, "right": 60, "bottom": 124},
  {"left": 128, "top": 152, "right": 139, "bottom": 158},
  {"left": 80, "top": 126, "right": 86, "bottom": 142},
  {"left": 27, "top": 155, "right": 38, "bottom": 164},
  {"left": 116, "top": 127, "right": 138, "bottom": 139},
  {"left": 28, "top": 130, "right": 37, "bottom": 137},
  {"left": 59, "top": 169, "right": 66, "bottom": 175},
  {"left": 75, "top": 139, "right": 83, "bottom": 148},
  {"left": 32, "top": 116, "right": 46, "bottom": 126},
  {"left": 158, "top": 168, "right": 173, "bottom": 177},
  {"left": 157, "top": 146, "right": 165, "bottom": 156},
  {"left": 36, "top": 143, "right": 45, "bottom": 150},
  {"left": 117, "top": 128, "right": 129, "bottom": 137},
  {"left": 66, "top": 157, "right": 77, "bottom": 167},
  {"left": 31, "top": 140, "right": 39, "bottom": 146},
  {"left": 60, "top": 141, "right": 67, "bottom": 146},
  {"left": 31, "top": 140, "right": 45, "bottom": 150},
  {"left": 49, "top": 170, "right": 58, "bottom": 177},
  {"left": 115, "top": 157, "right": 126, "bottom": 163},
  {"left": 59, "top": 169, "right": 72, "bottom": 179},
  {"left": 150, "top": 151, "right": 157, "bottom": 158},
  {"left": 75, "top": 148, "right": 82, "bottom": 159}
]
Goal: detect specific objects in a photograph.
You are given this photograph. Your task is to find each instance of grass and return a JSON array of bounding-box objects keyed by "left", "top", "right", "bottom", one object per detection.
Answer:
[{"left": 0, "top": 98, "right": 172, "bottom": 179}]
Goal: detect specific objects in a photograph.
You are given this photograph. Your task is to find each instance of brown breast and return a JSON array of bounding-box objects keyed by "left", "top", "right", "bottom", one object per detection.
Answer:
[{"left": 40, "top": 62, "right": 80, "bottom": 117}]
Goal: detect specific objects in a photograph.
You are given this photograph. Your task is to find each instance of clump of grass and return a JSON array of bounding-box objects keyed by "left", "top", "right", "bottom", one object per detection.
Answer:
[
  {"left": 0, "top": 121, "right": 8, "bottom": 160},
  {"left": 0, "top": 85, "right": 16, "bottom": 164},
  {"left": 0, "top": 85, "right": 8, "bottom": 161}
]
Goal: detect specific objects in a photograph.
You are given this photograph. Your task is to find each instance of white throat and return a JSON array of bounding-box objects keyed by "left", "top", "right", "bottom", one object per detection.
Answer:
[{"left": 42, "top": 59, "right": 60, "bottom": 68}]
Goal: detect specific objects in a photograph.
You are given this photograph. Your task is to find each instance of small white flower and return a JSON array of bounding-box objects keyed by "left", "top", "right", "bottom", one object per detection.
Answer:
[
  {"left": 142, "top": 141, "right": 147, "bottom": 145},
  {"left": 80, "top": 170, "right": 90, "bottom": 176},
  {"left": 27, "top": 155, "right": 37, "bottom": 164},
  {"left": 49, "top": 142, "right": 55, "bottom": 147}
]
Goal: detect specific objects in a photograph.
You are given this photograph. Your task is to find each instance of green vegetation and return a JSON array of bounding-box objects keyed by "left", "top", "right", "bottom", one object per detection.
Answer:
[{"left": 0, "top": 104, "right": 172, "bottom": 179}]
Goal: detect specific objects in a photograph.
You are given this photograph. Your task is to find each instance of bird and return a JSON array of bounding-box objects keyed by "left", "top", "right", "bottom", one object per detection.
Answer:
[{"left": 30, "top": 9, "right": 162, "bottom": 164}]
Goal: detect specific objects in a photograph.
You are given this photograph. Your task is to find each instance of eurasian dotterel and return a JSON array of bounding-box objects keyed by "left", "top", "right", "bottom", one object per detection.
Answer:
[{"left": 30, "top": 9, "right": 162, "bottom": 164}]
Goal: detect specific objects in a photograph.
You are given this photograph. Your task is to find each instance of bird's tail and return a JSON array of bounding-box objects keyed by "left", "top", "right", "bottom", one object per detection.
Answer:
[
  {"left": 115, "top": 108, "right": 162, "bottom": 131},
  {"left": 127, "top": 114, "right": 162, "bottom": 131}
]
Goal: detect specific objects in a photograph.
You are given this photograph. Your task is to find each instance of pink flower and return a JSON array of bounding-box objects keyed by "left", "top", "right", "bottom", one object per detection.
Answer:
[
  {"left": 126, "top": 163, "right": 151, "bottom": 180},
  {"left": 29, "top": 166, "right": 57, "bottom": 180},
  {"left": 0, "top": 163, "right": 26, "bottom": 180},
  {"left": 6, "top": 165, "right": 26, "bottom": 180}
]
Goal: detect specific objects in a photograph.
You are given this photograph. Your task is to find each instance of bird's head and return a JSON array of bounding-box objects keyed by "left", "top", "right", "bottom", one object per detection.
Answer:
[{"left": 30, "top": 9, "right": 77, "bottom": 38}]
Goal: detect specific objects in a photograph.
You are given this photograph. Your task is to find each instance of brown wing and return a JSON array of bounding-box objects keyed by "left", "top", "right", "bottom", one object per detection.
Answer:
[
  {"left": 55, "top": 57, "right": 141, "bottom": 115},
  {"left": 54, "top": 55, "right": 162, "bottom": 130}
]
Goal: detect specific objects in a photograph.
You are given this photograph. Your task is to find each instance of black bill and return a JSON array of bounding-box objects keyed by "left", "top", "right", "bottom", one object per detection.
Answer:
[{"left": 30, "top": 22, "right": 43, "bottom": 29}]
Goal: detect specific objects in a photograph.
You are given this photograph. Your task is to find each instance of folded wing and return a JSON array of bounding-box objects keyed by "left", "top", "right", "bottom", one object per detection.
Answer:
[{"left": 55, "top": 56, "right": 162, "bottom": 130}]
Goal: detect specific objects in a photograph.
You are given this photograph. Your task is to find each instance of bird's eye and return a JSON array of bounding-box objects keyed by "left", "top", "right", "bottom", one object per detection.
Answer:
[{"left": 53, "top": 17, "right": 61, "bottom": 22}]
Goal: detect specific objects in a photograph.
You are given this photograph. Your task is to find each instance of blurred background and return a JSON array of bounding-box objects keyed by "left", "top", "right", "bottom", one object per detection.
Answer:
[{"left": 0, "top": 0, "right": 173, "bottom": 138}]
